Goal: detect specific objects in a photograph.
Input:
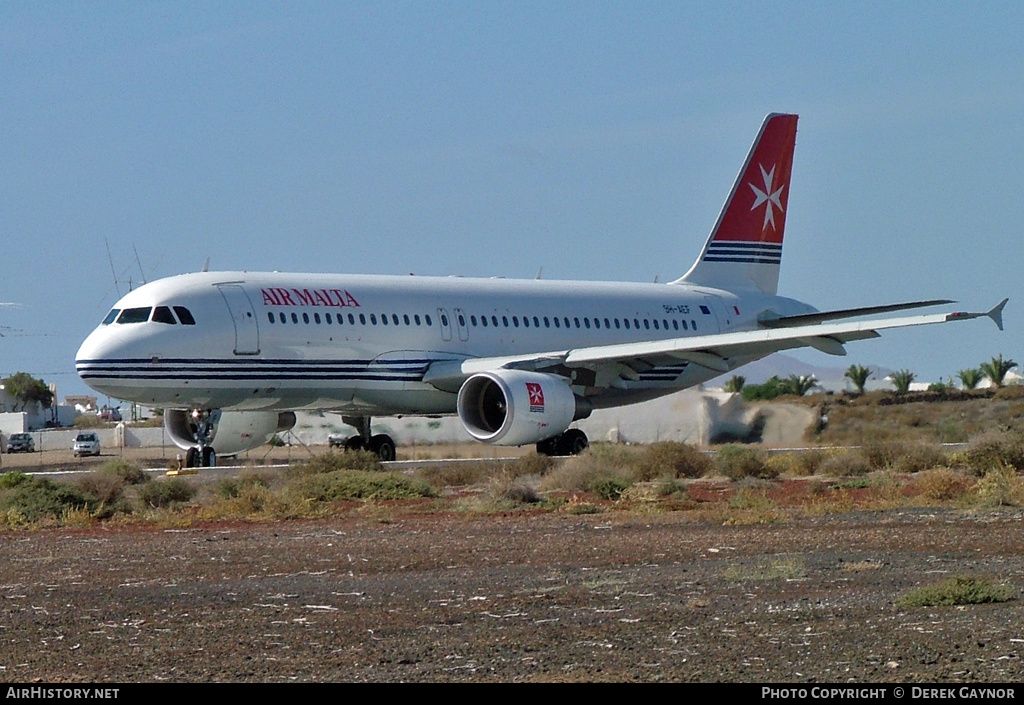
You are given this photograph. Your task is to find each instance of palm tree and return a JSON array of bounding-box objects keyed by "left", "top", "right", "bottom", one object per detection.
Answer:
[
  {"left": 957, "top": 368, "right": 984, "bottom": 390},
  {"left": 724, "top": 375, "right": 746, "bottom": 393},
  {"left": 979, "top": 354, "right": 1018, "bottom": 389},
  {"left": 843, "top": 364, "right": 872, "bottom": 395},
  {"left": 889, "top": 369, "right": 915, "bottom": 394},
  {"left": 784, "top": 374, "right": 819, "bottom": 397}
]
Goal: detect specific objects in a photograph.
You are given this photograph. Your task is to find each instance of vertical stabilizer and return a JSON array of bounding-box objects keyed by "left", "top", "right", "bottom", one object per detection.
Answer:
[{"left": 675, "top": 113, "right": 798, "bottom": 295}]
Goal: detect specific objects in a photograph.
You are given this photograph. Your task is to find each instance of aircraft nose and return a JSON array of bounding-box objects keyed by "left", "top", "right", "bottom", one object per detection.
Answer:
[{"left": 75, "top": 326, "right": 128, "bottom": 394}]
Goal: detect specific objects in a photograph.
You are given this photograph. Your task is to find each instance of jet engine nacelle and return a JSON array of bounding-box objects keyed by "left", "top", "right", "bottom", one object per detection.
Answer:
[
  {"left": 457, "top": 369, "right": 586, "bottom": 446},
  {"left": 164, "top": 409, "right": 297, "bottom": 456}
]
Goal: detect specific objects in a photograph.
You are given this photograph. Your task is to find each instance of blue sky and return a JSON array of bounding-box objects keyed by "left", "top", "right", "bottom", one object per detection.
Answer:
[{"left": 1, "top": 1, "right": 1021, "bottom": 400}]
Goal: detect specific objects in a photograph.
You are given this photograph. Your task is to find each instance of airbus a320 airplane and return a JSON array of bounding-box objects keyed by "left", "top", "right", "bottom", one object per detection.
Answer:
[{"left": 77, "top": 114, "right": 1007, "bottom": 466}]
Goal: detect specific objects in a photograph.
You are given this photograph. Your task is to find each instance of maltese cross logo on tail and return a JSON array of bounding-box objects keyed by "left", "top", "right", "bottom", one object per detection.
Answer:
[
  {"left": 749, "top": 163, "right": 785, "bottom": 231},
  {"left": 526, "top": 382, "right": 545, "bottom": 413}
]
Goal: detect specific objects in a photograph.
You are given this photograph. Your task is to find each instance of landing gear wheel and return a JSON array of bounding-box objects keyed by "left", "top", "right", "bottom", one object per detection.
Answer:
[
  {"left": 559, "top": 429, "right": 589, "bottom": 456},
  {"left": 537, "top": 429, "right": 589, "bottom": 457},
  {"left": 201, "top": 446, "right": 216, "bottom": 468},
  {"left": 343, "top": 437, "right": 364, "bottom": 452},
  {"left": 368, "top": 434, "right": 396, "bottom": 462},
  {"left": 536, "top": 436, "right": 559, "bottom": 456},
  {"left": 185, "top": 447, "right": 199, "bottom": 468}
]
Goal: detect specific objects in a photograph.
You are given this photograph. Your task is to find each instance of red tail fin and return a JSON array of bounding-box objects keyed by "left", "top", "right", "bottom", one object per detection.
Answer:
[{"left": 676, "top": 113, "right": 798, "bottom": 295}]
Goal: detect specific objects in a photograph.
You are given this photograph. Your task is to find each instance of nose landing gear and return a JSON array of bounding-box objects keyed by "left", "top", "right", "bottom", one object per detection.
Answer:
[{"left": 184, "top": 409, "right": 219, "bottom": 468}]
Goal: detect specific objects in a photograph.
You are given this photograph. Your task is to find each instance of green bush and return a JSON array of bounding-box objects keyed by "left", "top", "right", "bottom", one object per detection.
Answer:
[
  {"left": 290, "top": 469, "right": 435, "bottom": 501},
  {"left": 898, "top": 575, "right": 1014, "bottom": 607},
  {"left": 214, "top": 474, "right": 270, "bottom": 500},
  {"left": 0, "top": 476, "right": 97, "bottom": 521},
  {"left": 0, "top": 470, "right": 30, "bottom": 489},
  {"left": 138, "top": 478, "right": 197, "bottom": 508},
  {"left": 592, "top": 476, "right": 631, "bottom": 500}
]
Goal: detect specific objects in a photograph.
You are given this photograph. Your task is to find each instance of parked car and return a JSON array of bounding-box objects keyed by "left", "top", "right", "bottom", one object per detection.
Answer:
[
  {"left": 96, "top": 407, "right": 122, "bottom": 422},
  {"left": 5, "top": 433, "right": 35, "bottom": 453},
  {"left": 73, "top": 432, "right": 101, "bottom": 457}
]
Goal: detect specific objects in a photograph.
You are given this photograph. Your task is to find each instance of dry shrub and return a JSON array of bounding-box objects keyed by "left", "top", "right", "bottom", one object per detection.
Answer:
[
  {"left": 815, "top": 450, "right": 872, "bottom": 477},
  {"left": 968, "top": 463, "right": 1024, "bottom": 507},
  {"left": 912, "top": 468, "right": 973, "bottom": 501},
  {"left": 860, "top": 439, "right": 946, "bottom": 473},
  {"left": 138, "top": 478, "right": 196, "bottom": 509},
  {"left": 892, "top": 442, "right": 948, "bottom": 474},
  {"left": 539, "top": 451, "right": 634, "bottom": 497},
  {"left": 712, "top": 445, "right": 776, "bottom": 480},
  {"left": 633, "top": 442, "right": 711, "bottom": 480},
  {"left": 416, "top": 461, "right": 497, "bottom": 490},
  {"left": 961, "top": 430, "right": 1024, "bottom": 476},
  {"left": 769, "top": 449, "right": 831, "bottom": 477},
  {"left": 494, "top": 480, "right": 543, "bottom": 505},
  {"left": 514, "top": 453, "right": 557, "bottom": 477},
  {"left": 97, "top": 459, "right": 150, "bottom": 485},
  {"left": 994, "top": 385, "right": 1024, "bottom": 400},
  {"left": 77, "top": 472, "right": 126, "bottom": 506},
  {"left": 289, "top": 450, "right": 382, "bottom": 476}
]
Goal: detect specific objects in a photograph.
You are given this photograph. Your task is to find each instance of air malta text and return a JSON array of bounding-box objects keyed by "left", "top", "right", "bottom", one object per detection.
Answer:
[{"left": 260, "top": 288, "right": 361, "bottom": 308}]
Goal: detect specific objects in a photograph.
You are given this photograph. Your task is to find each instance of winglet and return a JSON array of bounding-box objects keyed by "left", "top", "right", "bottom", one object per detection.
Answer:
[
  {"left": 944, "top": 298, "right": 1008, "bottom": 331},
  {"left": 987, "top": 298, "right": 1009, "bottom": 331}
]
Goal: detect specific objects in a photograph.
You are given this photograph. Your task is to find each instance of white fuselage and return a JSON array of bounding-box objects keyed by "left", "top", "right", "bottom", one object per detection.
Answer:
[{"left": 75, "top": 271, "right": 813, "bottom": 414}]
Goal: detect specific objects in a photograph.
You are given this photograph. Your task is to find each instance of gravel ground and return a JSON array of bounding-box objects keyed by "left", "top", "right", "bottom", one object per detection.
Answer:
[{"left": 3, "top": 505, "right": 1024, "bottom": 682}]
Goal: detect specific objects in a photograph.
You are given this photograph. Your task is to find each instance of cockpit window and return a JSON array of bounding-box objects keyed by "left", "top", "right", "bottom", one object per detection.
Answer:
[
  {"left": 173, "top": 306, "right": 196, "bottom": 325},
  {"left": 151, "top": 306, "right": 177, "bottom": 324},
  {"left": 117, "top": 307, "right": 152, "bottom": 324},
  {"left": 101, "top": 309, "right": 120, "bottom": 325}
]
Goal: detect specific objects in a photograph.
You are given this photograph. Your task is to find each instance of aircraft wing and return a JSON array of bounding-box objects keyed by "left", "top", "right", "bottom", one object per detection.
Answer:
[{"left": 424, "top": 300, "right": 1007, "bottom": 389}]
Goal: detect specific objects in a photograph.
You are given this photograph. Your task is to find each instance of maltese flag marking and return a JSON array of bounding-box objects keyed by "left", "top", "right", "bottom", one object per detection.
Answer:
[
  {"left": 749, "top": 163, "right": 785, "bottom": 231},
  {"left": 526, "top": 382, "right": 545, "bottom": 412}
]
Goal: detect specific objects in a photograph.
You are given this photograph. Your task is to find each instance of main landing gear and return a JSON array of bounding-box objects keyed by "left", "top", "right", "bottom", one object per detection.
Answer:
[
  {"left": 535, "top": 428, "right": 589, "bottom": 457},
  {"left": 340, "top": 416, "right": 397, "bottom": 462}
]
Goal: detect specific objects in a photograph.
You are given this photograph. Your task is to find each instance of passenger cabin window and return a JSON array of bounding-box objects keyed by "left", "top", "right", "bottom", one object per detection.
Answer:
[
  {"left": 101, "top": 309, "right": 120, "bottom": 325},
  {"left": 173, "top": 306, "right": 196, "bottom": 325},
  {"left": 152, "top": 306, "right": 177, "bottom": 325},
  {"left": 117, "top": 307, "right": 152, "bottom": 324}
]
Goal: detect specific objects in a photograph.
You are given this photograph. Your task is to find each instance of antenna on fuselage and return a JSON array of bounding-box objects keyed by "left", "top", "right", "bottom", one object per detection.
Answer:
[
  {"left": 201, "top": 257, "right": 210, "bottom": 273},
  {"left": 133, "top": 244, "right": 147, "bottom": 285},
  {"left": 105, "top": 238, "right": 121, "bottom": 298},
  {"left": 535, "top": 267, "right": 543, "bottom": 280}
]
